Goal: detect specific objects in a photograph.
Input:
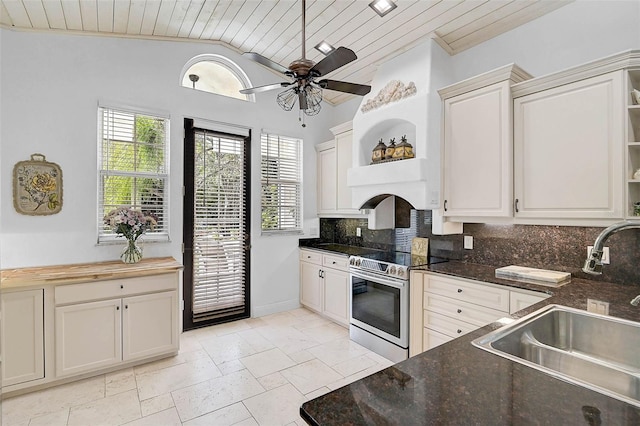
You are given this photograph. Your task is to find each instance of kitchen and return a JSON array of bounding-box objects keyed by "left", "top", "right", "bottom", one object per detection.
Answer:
[{"left": 1, "top": 0, "right": 640, "bottom": 425}]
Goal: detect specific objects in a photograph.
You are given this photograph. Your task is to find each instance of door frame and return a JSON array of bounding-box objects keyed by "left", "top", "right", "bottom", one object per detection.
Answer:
[{"left": 182, "top": 118, "right": 251, "bottom": 331}]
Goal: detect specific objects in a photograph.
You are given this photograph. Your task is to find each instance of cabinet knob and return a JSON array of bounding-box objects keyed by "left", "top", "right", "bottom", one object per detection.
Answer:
[
  {"left": 307, "top": 255, "right": 311, "bottom": 259},
  {"left": 457, "top": 309, "right": 462, "bottom": 314},
  {"left": 116, "top": 306, "right": 120, "bottom": 310},
  {"left": 120, "top": 285, "right": 124, "bottom": 289},
  {"left": 125, "top": 305, "right": 128, "bottom": 309},
  {"left": 457, "top": 329, "right": 462, "bottom": 334},
  {"left": 457, "top": 289, "right": 462, "bottom": 293},
  {"left": 332, "top": 261, "right": 336, "bottom": 265}
]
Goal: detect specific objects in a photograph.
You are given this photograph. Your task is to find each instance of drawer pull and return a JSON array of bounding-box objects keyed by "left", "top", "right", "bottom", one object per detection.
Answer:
[
  {"left": 457, "top": 289, "right": 462, "bottom": 293},
  {"left": 457, "top": 329, "right": 462, "bottom": 334},
  {"left": 457, "top": 309, "right": 462, "bottom": 313}
]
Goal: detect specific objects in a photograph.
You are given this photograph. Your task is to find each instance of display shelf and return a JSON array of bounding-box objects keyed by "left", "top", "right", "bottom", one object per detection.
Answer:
[{"left": 626, "top": 68, "right": 640, "bottom": 218}]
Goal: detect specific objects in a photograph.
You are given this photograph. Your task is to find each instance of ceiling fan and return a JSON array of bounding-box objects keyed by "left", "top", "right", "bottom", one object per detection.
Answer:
[{"left": 240, "top": 0, "right": 371, "bottom": 121}]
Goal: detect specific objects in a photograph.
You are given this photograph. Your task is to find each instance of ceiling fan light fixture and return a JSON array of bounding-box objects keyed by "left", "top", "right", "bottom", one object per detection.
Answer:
[
  {"left": 276, "top": 87, "right": 298, "bottom": 111},
  {"left": 314, "top": 41, "right": 335, "bottom": 55},
  {"left": 369, "top": 0, "right": 397, "bottom": 17}
]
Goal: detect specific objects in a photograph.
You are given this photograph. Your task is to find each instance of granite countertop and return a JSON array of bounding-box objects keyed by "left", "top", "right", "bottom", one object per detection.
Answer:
[{"left": 299, "top": 244, "right": 640, "bottom": 425}]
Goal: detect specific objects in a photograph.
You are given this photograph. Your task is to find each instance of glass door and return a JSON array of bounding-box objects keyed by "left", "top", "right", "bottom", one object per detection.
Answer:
[{"left": 183, "top": 118, "right": 250, "bottom": 330}]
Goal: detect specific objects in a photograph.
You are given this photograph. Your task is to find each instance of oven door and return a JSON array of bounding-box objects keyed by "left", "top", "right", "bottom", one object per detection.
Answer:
[{"left": 349, "top": 269, "right": 408, "bottom": 348}]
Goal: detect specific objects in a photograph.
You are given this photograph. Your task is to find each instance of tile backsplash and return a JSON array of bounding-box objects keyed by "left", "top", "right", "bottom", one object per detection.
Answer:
[{"left": 320, "top": 211, "right": 640, "bottom": 286}]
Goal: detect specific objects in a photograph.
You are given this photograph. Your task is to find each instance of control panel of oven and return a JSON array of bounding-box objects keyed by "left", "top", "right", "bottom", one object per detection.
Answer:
[{"left": 348, "top": 256, "right": 408, "bottom": 279}]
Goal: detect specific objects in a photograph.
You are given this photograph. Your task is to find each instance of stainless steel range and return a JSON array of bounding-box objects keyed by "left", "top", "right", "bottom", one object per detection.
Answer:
[{"left": 348, "top": 252, "right": 427, "bottom": 363}]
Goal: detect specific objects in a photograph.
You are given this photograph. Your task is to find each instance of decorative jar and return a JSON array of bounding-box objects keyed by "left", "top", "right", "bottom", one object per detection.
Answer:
[
  {"left": 372, "top": 139, "right": 387, "bottom": 163},
  {"left": 634, "top": 202, "right": 640, "bottom": 217},
  {"left": 385, "top": 138, "right": 396, "bottom": 160}
]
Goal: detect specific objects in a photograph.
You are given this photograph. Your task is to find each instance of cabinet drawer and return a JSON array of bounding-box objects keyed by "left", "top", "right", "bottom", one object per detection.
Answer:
[
  {"left": 425, "top": 274, "right": 510, "bottom": 312},
  {"left": 424, "top": 310, "right": 477, "bottom": 338},
  {"left": 299, "top": 249, "right": 322, "bottom": 265},
  {"left": 424, "top": 292, "right": 507, "bottom": 328},
  {"left": 323, "top": 254, "right": 348, "bottom": 271},
  {"left": 55, "top": 273, "right": 177, "bottom": 305}
]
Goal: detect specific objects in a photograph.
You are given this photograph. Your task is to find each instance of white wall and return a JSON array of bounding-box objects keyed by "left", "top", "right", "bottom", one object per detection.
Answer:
[
  {"left": 450, "top": 0, "right": 640, "bottom": 81},
  {"left": 0, "top": 30, "right": 339, "bottom": 318}
]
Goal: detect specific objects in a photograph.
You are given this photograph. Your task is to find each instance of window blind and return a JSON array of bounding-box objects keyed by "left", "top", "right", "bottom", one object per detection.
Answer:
[
  {"left": 192, "top": 131, "right": 247, "bottom": 320},
  {"left": 260, "top": 133, "right": 303, "bottom": 233},
  {"left": 98, "top": 107, "right": 170, "bottom": 242}
]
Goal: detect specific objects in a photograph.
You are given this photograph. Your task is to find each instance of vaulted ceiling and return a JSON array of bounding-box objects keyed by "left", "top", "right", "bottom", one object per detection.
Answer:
[{"left": 0, "top": 0, "right": 572, "bottom": 104}]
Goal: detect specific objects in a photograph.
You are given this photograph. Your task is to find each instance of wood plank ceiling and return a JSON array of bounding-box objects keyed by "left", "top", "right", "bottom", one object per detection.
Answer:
[{"left": 0, "top": 0, "right": 572, "bottom": 105}]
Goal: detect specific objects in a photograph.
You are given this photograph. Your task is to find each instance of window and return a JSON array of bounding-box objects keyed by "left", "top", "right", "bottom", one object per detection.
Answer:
[
  {"left": 180, "top": 54, "right": 254, "bottom": 102},
  {"left": 261, "top": 132, "right": 303, "bottom": 234},
  {"left": 98, "top": 106, "right": 170, "bottom": 243}
]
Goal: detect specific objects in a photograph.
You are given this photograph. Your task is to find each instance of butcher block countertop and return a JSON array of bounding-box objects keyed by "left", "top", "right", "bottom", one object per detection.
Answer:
[{"left": 1, "top": 257, "right": 183, "bottom": 289}]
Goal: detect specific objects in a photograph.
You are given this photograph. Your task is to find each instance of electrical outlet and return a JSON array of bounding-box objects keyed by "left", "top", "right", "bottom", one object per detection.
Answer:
[
  {"left": 464, "top": 235, "right": 473, "bottom": 250},
  {"left": 587, "top": 246, "right": 610, "bottom": 264},
  {"left": 587, "top": 298, "right": 609, "bottom": 315},
  {"left": 356, "top": 227, "right": 362, "bottom": 237}
]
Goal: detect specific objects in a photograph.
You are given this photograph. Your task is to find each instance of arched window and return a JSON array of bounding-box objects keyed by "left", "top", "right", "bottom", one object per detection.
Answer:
[{"left": 180, "top": 54, "right": 254, "bottom": 102}]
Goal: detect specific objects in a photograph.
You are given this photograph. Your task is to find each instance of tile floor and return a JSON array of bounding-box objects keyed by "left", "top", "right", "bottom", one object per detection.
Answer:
[{"left": 2, "top": 308, "right": 394, "bottom": 426}]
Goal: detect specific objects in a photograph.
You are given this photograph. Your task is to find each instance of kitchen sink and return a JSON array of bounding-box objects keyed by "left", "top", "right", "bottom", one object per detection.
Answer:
[{"left": 472, "top": 304, "right": 640, "bottom": 407}]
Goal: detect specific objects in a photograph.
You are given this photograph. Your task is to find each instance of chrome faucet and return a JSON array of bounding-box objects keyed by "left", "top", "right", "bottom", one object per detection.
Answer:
[{"left": 582, "top": 221, "right": 640, "bottom": 275}]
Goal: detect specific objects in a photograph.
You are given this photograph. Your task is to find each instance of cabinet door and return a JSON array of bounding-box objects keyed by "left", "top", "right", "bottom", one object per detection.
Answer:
[
  {"left": 123, "top": 291, "right": 179, "bottom": 361},
  {"left": 443, "top": 81, "right": 512, "bottom": 217},
  {"left": 1, "top": 289, "right": 44, "bottom": 387},
  {"left": 322, "top": 268, "right": 349, "bottom": 325},
  {"left": 335, "top": 131, "right": 354, "bottom": 212},
  {"left": 423, "top": 327, "right": 452, "bottom": 351},
  {"left": 317, "top": 146, "right": 337, "bottom": 213},
  {"left": 55, "top": 299, "right": 122, "bottom": 377},
  {"left": 514, "top": 71, "right": 623, "bottom": 219},
  {"left": 509, "top": 290, "right": 548, "bottom": 314},
  {"left": 300, "top": 261, "right": 323, "bottom": 312}
]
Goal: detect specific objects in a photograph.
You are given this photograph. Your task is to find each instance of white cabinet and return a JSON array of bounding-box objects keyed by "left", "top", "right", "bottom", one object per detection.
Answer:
[
  {"left": 513, "top": 71, "right": 624, "bottom": 220},
  {"left": 55, "top": 299, "right": 122, "bottom": 377},
  {"left": 317, "top": 143, "right": 337, "bottom": 214},
  {"left": 55, "top": 274, "right": 179, "bottom": 377},
  {"left": 439, "top": 65, "right": 531, "bottom": 220},
  {"left": 442, "top": 81, "right": 513, "bottom": 218},
  {"left": 300, "top": 254, "right": 323, "bottom": 313},
  {"left": 299, "top": 249, "right": 349, "bottom": 326},
  {"left": 1, "top": 289, "right": 44, "bottom": 387},
  {"left": 316, "top": 122, "right": 364, "bottom": 217},
  {"left": 409, "top": 271, "right": 549, "bottom": 356}
]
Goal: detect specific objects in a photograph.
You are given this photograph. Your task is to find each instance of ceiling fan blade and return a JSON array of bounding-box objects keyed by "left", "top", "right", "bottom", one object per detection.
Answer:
[
  {"left": 243, "top": 52, "right": 290, "bottom": 75},
  {"left": 309, "top": 47, "right": 357, "bottom": 77},
  {"left": 240, "top": 82, "right": 291, "bottom": 94},
  {"left": 318, "top": 79, "right": 371, "bottom": 96},
  {"left": 299, "top": 90, "right": 308, "bottom": 110}
]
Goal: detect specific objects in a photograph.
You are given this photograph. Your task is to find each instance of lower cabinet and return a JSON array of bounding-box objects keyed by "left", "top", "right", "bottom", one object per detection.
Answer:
[
  {"left": 299, "top": 249, "right": 349, "bottom": 326},
  {"left": 409, "top": 271, "right": 549, "bottom": 356},
  {"left": 55, "top": 291, "right": 178, "bottom": 377},
  {"left": 1, "top": 289, "right": 45, "bottom": 387}
]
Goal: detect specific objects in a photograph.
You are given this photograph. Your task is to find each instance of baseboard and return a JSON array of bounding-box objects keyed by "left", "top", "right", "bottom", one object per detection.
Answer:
[{"left": 252, "top": 299, "right": 301, "bottom": 318}]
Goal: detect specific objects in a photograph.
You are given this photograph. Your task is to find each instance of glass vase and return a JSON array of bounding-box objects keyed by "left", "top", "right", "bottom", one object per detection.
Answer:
[{"left": 121, "top": 239, "right": 143, "bottom": 264}]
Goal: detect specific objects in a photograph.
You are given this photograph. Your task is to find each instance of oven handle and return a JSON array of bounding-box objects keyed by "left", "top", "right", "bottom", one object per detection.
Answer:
[{"left": 349, "top": 269, "right": 407, "bottom": 289}]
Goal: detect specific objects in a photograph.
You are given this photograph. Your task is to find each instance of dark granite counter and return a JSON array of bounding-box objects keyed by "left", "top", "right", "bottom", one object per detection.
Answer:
[{"left": 299, "top": 244, "right": 640, "bottom": 425}]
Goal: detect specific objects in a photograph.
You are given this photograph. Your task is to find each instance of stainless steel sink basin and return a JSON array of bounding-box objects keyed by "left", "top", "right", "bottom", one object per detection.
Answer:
[{"left": 472, "top": 304, "right": 640, "bottom": 407}]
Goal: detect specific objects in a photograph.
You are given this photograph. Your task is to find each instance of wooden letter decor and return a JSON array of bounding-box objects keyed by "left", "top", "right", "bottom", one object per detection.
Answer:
[{"left": 13, "top": 153, "right": 63, "bottom": 215}]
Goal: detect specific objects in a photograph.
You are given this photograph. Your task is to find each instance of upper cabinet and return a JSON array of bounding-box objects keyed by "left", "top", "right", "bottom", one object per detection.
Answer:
[
  {"left": 316, "top": 122, "right": 364, "bottom": 217},
  {"left": 439, "top": 50, "right": 640, "bottom": 226},
  {"left": 439, "top": 65, "right": 532, "bottom": 219},
  {"left": 513, "top": 71, "right": 624, "bottom": 220}
]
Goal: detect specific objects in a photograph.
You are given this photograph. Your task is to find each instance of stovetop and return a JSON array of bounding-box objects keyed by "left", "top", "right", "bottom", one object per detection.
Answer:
[{"left": 357, "top": 251, "right": 448, "bottom": 268}]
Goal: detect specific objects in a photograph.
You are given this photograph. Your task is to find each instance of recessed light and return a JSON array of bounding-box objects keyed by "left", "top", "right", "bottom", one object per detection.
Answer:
[
  {"left": 314, "top": 41, "right": 335, "bottom": 55},
  {"left": 369, "top": 0, "right": 397, "bottom": 17}
]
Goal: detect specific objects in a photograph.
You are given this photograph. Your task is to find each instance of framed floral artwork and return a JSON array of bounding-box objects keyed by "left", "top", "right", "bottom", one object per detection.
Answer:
[{"left": 13, "top": 153, "right": 63, "bottom": 215}]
